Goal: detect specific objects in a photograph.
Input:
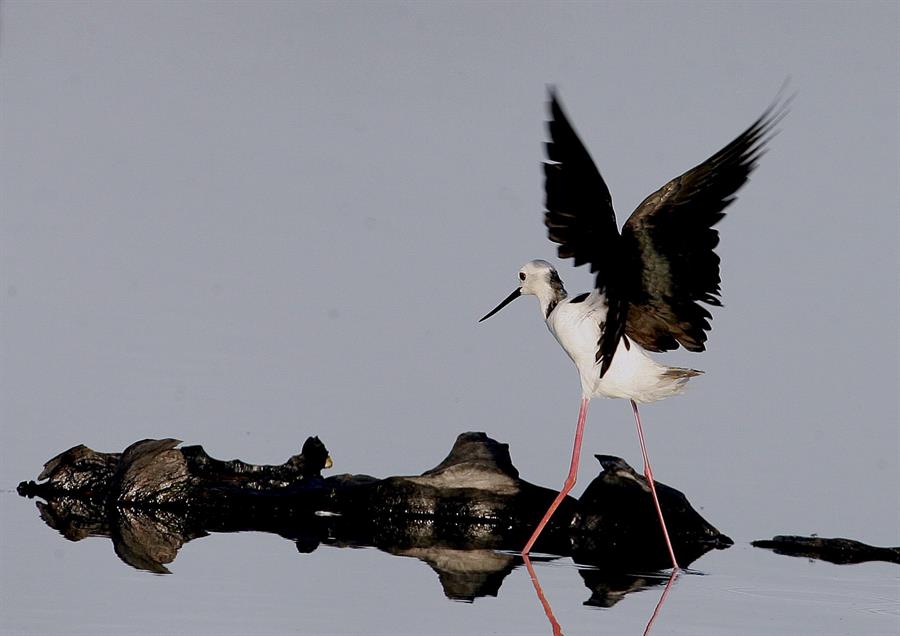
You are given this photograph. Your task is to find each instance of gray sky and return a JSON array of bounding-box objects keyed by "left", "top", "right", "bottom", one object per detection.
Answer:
[{"left": 2, "top": 0, "right": 898, "bottom": 552}]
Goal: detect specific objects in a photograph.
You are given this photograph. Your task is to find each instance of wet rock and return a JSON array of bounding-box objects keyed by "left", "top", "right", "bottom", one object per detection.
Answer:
[
  {"left": 571, "top": 455, "right": 732, "bottom": 569},
  {"left": 112, "top": 439, "right": 191, "bottom": 504},
  {"left": 752, "top": 535, "right": 900, "bottom": 565},
  {"left": 18, "top": 431, "right": 724, "bottom": 577},
  {"left": 18, "top": 436, "right": 332, "bottom": 506},
  {"left": 34, "top": 444, "right": 120, "bottom": 497},
  {"left": 345, "top": 433, "right": 571, "bottom": 552},
  {"left": 181, "top": 435, "right": 332, "bottom": 489}
]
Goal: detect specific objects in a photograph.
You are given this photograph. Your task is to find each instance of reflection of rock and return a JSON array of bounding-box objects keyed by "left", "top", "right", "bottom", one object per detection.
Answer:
[
  {"left": 392, "top": 547, "right": 516, "bottom": 601},
  {"left": 571, "top": 455, "right": 732, "bottom": 570},
  {"left": 19, "top": 431, "right": 728, "bottom": 589},
  {"left": 36, "top": 497, "right": 109, "bottom": 542},
  {"left": 579, "top": 569, "right": 667, "bottom": 608},
  {"left": 113, "top": 508, "right": 203, "bottom": 574},
  {"left": 34, "top": 494, "right": 204, "bottom": 574},
  {"left": 752, "top": 535, "right": 900, "bottom": 565}
]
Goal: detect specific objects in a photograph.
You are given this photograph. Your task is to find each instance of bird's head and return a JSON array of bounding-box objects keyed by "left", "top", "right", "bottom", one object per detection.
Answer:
[{"left": 479, "top": 260, "right": 566, "bottom": 322}]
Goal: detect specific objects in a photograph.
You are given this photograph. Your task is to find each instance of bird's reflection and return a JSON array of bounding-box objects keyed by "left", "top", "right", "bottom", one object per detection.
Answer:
[
  {"left": 524, "top": 555, "right": 564, "bottom": 636},
  {"left": 524, "top": 553, "right": 679, "bottom": 636},
  {"left": 642, "top": 571, "right": 677, "bottom": 636}
]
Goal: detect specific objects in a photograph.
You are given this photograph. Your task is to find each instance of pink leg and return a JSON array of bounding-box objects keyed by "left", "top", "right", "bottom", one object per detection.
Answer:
[
  {"left": 631, "top": 399, "right": 679, "bottom": 570},
  {"left": 642, "top": 570, "right": 678, "bottom": 636},
  {"left": 522, "top": 397, "right": 589, "bottom": 556},
  {"left": 522, "top": 555, "right": 563, "bottom": 636}
]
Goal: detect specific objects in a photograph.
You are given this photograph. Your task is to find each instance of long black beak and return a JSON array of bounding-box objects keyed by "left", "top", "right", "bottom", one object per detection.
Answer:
[{"left": 479, "top": 288, "right": 521, "bottom": 322}]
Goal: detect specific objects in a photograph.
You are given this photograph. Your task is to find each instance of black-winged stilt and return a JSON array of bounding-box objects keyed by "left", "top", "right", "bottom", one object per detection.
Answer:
[{"left": 480, "top": 89, "right": 787, "bottom": 568}]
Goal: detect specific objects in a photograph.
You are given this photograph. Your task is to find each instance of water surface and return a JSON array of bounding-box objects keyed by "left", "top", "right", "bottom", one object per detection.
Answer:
[{"left": 3, "top": 489, "right": 896, "bottom": 635}]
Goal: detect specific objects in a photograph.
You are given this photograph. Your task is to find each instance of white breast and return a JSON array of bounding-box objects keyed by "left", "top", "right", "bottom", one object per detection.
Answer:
[
  {"left": 547, "top": 292, "right": 699, "bottom": 402},
  {"left": 546, "top": 292, "right": 607, "bottom": 396}
]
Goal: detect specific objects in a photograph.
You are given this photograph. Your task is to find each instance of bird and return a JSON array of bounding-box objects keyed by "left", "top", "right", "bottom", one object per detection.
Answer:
[{"left": 479, "top": 88, "right": 787, "bottom": 568}]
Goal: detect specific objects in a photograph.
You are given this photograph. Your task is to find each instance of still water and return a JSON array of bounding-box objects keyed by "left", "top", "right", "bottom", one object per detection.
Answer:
[
  {"left": 2, "top": 485, "right": 897, "bottom": 636},
  {"left": 3, "top": 3, "right": 898, "bottom": 634}
]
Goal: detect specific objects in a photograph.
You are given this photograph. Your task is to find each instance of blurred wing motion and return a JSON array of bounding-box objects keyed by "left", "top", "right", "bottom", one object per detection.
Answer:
[{"left": 543, "top": 90, "right": 787, "bottom": 374}]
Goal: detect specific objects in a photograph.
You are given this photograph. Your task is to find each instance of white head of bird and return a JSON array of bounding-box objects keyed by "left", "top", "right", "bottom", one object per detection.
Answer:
[{"left": 479, "top": 259, "right": 568, "bottom": 323}]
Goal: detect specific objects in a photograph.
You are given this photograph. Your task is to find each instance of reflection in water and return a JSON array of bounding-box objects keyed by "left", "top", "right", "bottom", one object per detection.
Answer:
[
  {"left": 28, "top": 490, "right": 688, "bottom": 615},
  {"left": 390, "top": 548, "right": 515, "bottom": 601},
  {"left": 580, "top": 567, "right": 674, "bottom": 609},
  {"left": 523, "top": 555, "right": 563, "bottom": 636},
  {"left": 524, "top": 554, "right": 679, "bottom": 636},
  {"left": 642, "top": 571, "right": 677, "bottom": 636},
  {"left": 112, "top": 507, "right": 200, "bottom": 574},
  {"left": 18, "top": 431, "right": 730, "bottom": 626},
  {"left": 35, "top": 497, "right": 203, "bottom": 575}
]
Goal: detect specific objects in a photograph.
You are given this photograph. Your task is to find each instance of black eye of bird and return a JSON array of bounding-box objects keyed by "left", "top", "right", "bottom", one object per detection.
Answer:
[{"left": 519, "top": 272, "right": 526, "bottom": 281}]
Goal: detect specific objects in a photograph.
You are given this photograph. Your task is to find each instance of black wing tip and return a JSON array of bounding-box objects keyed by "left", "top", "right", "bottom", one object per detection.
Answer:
[
  {"left": 546, "top": 84, "right": 564, "bottom": 112},
  {"left": 743, "top": 85, "right": 794, "bottom": 155},
  {"left": 683, "top": 85, "right": 791, "bottom": 191},
  {"left": 767, "top": 77, "right": 796, "bottom": 121},
  {"left": 546, "top": 86, "right": 574, "bottom": 134},
  {"left": 752, "top": 78, "right": 794, "bottom": 126}
]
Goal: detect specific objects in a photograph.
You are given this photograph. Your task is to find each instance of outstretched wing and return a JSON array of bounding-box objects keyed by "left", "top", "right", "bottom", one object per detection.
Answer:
[
  {"left": 543, "top": 89, "right": 619, "bottom": 273},
  {"left": 543, "top": 89, "right": 626, "bottom": 376},
  {"left": 620, "top": 100, "right": 788, "bottom": 352}
]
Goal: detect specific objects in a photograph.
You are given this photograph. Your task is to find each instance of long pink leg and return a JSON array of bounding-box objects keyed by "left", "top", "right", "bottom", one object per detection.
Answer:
[
  {"left": 642, "top": 570, "right": 678, "bottom": 636},
  {"left": 522, "top": 555, "right": 563, "bottom": 636},
  {"left": 522, "top": 396, "right": 589, "bottom": 556},
  {"left": 631, "top": 399, "right": 679, "bottom": 570}
]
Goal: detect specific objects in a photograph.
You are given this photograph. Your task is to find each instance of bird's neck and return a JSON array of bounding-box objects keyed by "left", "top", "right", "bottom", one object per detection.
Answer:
[{"left": 537, "top": 277, "right": 567, "bottom": 320}]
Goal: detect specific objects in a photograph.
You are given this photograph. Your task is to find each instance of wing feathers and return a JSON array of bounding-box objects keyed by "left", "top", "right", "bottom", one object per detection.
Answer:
[
  {"left": 541, "top": 89, "right": 786, "bottom": 370},
  {"left": 543, "top": 91, "right": 619, "bottom": 275},
  {"left": 621, "top": 98, "right": 788, "bottom": 352}
]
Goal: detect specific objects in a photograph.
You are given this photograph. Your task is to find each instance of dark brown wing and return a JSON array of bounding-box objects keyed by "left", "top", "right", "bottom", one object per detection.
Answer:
[
  {"left": 543, "top": 89, "right": 625, "bottom": 376},
  {"left": 621, "top": 100, "right": 788, "bottom": 352}
]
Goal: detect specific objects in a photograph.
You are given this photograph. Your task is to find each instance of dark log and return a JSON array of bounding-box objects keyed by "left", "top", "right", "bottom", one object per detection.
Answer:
[
  {"left": 19, "top": 431, "right": 730, "bottom": 597},
  {"left": 752, "top": 536, "right": 900, "bottom": 565}
]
